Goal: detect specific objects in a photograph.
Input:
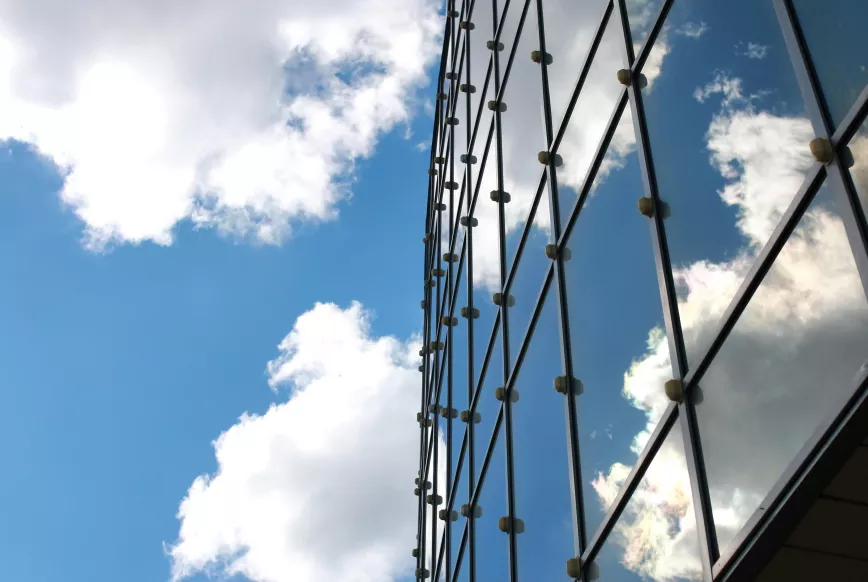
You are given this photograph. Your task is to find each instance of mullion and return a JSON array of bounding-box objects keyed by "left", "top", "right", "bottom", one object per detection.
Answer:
[
  {"left": 532, "top": 0, "right": 590, "bottom": 559},
  {"left": 612, "top": 0, "right": 718, "bottom": 580}
]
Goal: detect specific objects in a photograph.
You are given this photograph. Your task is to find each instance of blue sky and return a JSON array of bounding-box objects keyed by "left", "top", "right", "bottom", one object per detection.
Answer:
[
  {"left": 0, "top": 114, "right": 431, "bottom": 581},
  {"left": 1, "top": 1, "right": 867, "bottom": 582}
]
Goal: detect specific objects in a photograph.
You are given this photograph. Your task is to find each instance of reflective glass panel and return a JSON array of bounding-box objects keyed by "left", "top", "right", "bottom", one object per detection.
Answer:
[
  {"left": 562, "top": 113, "right": 670, "bottom": 539},
  {"left": 792, "top": 0, "right": 868, "bottom": 128},
  {"left": 551, "top": 16, "right": 624, "bottom": 232},
  {"left": 640, "top": 0, "right": 813, "bottom": 364},
  {"left": 542, "top": 0, "right": 609, "bottom": 137},
  {"left": 470, "top": 140, "right": 501, "bottom": 386},
  {"left": 505, "top": 199, "right": 552, "bottom": 370},
  {"left": 626, "top": 0, "right": 664, "bottom": 52},
  {"left": 474, "top": 328, "right": 503, "bottom": 478},
  {"left": 845, "top": 114, "right": 868, "bottom": 222},
  {"left": 591, "top": 428, "right": 702, "bottom": 581},
  {"left": 695, "top": 183, "right": 868, "bottom": 553},
  {"left": 450, "top": 428, "right": 469, "bottom": 576},
  {"left": 472, "top": 422, "right": 509, "bottom": 582},
  {"left": 465, "top": 0, "right": 496, "bottom": 149},
  {"left": 455, "top": 537, "right": 470, "bottom": 582},
  {"left": 449, "top": 259, "right": 468, "bottom": 486},
  {"left": 511, "top": 286, "right": 578, "bottom": 580},
  {"left": 499, "top": 0, "right": 548, "bottom": 268}
]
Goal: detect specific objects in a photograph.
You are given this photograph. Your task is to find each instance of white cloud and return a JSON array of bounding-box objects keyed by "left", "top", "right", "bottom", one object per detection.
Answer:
[
  {"left": 676, "top": 21, "right": 709, "bottom": 39},
  {"left": 169, "top": 301, "right": 446, "bottom": 582},
  {"left": 415, "top": 141, "right": 428, "bottom": 152},
  {"left": 736, "top": 41, "right": 769, "bottom": 60},
  {"left": 590, "top": 73, "right": 868, "bottom": 579},
  {"left": 0, "top": 0, "right": 440, "bottom": 248}
]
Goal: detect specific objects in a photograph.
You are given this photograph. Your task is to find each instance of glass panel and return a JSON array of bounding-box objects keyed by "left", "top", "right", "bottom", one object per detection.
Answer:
[
  {"left": 846, "top": 115, "right": 868, "bottom": 221},
  {"left": 512, "top": 287, "right": 578, "bottom": 580},
  {"left": 472, "top": 423, "right": 509, "bottom": 582},
  {"left": 499, "top": 0, "right": 548, "bottom": 268},
  {"left": 443, "top": 151, "right": 459, "bottom": 233},
  {"left": 695, "top": 183, "right": 868, "bottom": 553},
  {"left": 542, "top": 0, "right": 609, "bottom": 136},
  {"left": 450, "top": 429, "right": 469, "bottom": 576},
  {"left": 456, "top": 550, "right": 470, "bottom": 582},
  {"left": 425, "top": 428, "right": 438, "bottom": 575},
  {"left": 450, "top": 259, "right": 469, "bottom": 478},
  {"left": 561, "top": 114, "right": 670, "bottom": 539},
  {"left": 474, "top": 329, "right": 503, "bottom": 475},
  {"left": 505, "top": 222, "right": 551, "bottom": 369},
  {"left": 591, "top": 428, "right": 702, "bottom": 581},
  {"left": 791, "top": 0, "right": 868, "bottom": 128},
  {"left": 626, "top": 0, "right": 664, "bottom": 52},
  {"left": 640, "top": 0, "right": 813, "bottom": 364},
  {"left": 553, "top": 17, "right": 625, "bottom": 232},
  {"left": 465, "top": 0, "right": 496, "bottom": 150},
  {"left": 471, "top": 141, "right": 502, "bottom": 386},
  {"left": 451, "top": 206, "right": 466, "bottom": 266}
]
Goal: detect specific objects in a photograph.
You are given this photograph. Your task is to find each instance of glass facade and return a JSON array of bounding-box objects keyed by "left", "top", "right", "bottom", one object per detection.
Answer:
[{"left": 416, "top": 1, "right": 868, "bottom": 581}]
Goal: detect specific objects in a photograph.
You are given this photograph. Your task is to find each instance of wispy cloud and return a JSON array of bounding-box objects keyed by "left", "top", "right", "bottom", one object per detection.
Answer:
[
  {"left": 735, "top": 41, "right": 769, "bottom": 59},
  {"left": 675, "top": 21, "right": 709, "bottom": 39}
]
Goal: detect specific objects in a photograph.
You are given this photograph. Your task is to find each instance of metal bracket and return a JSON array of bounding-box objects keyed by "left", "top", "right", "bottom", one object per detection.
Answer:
[
  {"left": 487, "top": 100, "right": 507, "bottom": 112},
  {"left": 537, "top": 151, "right": 564, "bottom": 167},
  {"left": 637, "top": 196, "right": 654, "bottom": 217},
  {"left": 497, "top": 516, "right": 525, "bottom": 533},
  {"left": 460, "top": 306, "right": 480, "bottom": 319},
  {"left": 531, "top": 50, "right": 553, "bottom": 65},
  {"left": 495, "top": 387, "right": 519, "bottom": 402},
  {"left": 440, "top": 406, "right": 458, "bottom": 419},
  {"left": 665, "top": 378, "right": 684, "bottom": 403},
  {"left": 809, "top": 137, "right": 834, "bottom": 164},
  {"left": 544, "top": 244, "right": 572, "bottom": 261},
  {"left": 490, "top": 190, "right": 512, "bottom": 203},
  {"left": 554, "top": 375, "right": 583, "bottom": 395},
  {"left": 492, "top": 292, "right": 515, "bottom": 307},
  {"left": 460, "top": 409, "right": 482, "bottom": 423},
  {"left": 616, "top": 68, "right": 631, "bottom": 86},
  {"left": 460, "top": 504, "right": 482, "bottom": 518}
]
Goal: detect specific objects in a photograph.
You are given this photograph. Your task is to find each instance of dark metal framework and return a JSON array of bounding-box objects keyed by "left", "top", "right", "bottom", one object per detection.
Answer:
[{"left": 416, "top": 0, "right": 868, "bottom": 580}]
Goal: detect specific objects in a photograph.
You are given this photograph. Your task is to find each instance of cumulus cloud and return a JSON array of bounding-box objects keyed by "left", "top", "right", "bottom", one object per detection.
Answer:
[
  {"left": 590, "top": 71, "right": 868, "bottom": 578},
  {"left": 0, "top": 0, "right": 440, "bottom": 248},
  {"left": 169, "top": 302, "right": 446, "bottom": 582}
]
